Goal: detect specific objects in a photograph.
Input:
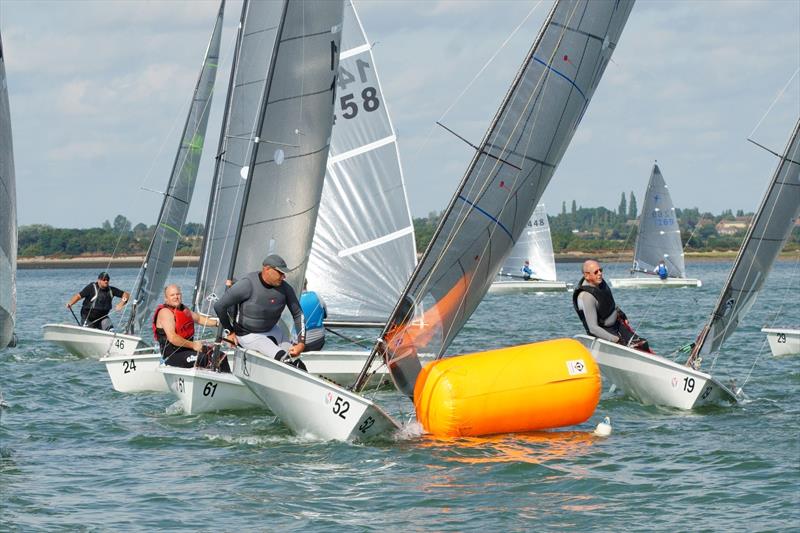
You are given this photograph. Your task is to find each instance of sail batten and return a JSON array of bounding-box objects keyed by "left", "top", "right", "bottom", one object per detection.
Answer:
[
  {"left": 692, "top": 118, "right": 800, "bottom": 361},
  {"left": 127, "top": 1, "right": 225, "bottom": 336},
  {"left": 357, "top": 0, "right": 635, "bottom": 396}
]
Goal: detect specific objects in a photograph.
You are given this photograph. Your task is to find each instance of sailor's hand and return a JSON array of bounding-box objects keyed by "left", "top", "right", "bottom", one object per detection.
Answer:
[
  {"left": 289, "top": 342, "right": 305, "bottom": 356},
  {"left": 191, "top": 340, "right": 203, "bottom": 352},
  {"left": 66, "top": 303, "right": 72, "bottom": 309},
  {"left": 225, "top": 332, "right": 238, "bottom": 346}
]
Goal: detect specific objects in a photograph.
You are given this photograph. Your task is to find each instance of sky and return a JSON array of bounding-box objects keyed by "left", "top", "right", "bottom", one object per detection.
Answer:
[{"left": 2, "top": 0, "right": 799, "bottom": 229}]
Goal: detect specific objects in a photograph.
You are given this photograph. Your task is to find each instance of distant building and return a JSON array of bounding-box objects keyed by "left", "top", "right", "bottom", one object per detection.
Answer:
[{"left": 716, "top": 216, "right": 751, "bottom": 235}]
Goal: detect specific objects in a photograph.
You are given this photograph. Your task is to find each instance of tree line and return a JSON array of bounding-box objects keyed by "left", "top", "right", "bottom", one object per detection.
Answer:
[{"left": 18, "top": 203, "right": 799, "bottom": 258}]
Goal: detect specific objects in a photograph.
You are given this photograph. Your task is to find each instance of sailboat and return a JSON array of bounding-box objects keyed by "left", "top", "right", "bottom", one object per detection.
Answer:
[
  {"left": 608, "top": 163, "right": 702, "bottom": 289},
  {"left": 159, "top": 0, "right": 346, "bottom": 414},
  {"left": 488, "top": 204, "right": 570, "bottom": 293},
  {"left": 577, "top": 118, "right": 800, "bottom": 409},
  {"left": 232, "top": 0, "right": 635, "bottom": 441},
  {"left": 761, "top": 327, "right": 799, "bottom": 356},
  {"left": 41, "top": 2, "right": 225, "bottom": 370},
  {"left": 0, "top": 31, "right": 17, "bottom": 350}
]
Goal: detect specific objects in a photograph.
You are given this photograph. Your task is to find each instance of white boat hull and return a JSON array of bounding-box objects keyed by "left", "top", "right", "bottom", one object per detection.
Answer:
[
  {"left": 762, "top": 327, "right": 800, "bottom": 357},
  {"left": 487, "top": 280, "right": 570, "bottom": 294},
  {"left": 302, "top": 349, "right": 434, "bottom": 389},
  {"left": 607, "top": 277, "right": 702, "bottom": 289},
  {"left": 42, "top": 323, "right": 144, "bottom": 359},
  {"left": 575, "top": 334, "right": 738, "bottom": 409},
  {"left": 101, "top": 349, "right": 168, "bottom": 393},
  {"left": 159, "top": 364, "right": 262, "bottom": 415},
  {"left": 233, "top": 348, "right": 399, "bottom": 441}
]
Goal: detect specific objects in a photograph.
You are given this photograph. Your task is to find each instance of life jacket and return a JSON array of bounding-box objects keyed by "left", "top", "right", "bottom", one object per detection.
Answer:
[
  {"left": 657, "top": 264, "right": 668, "bottom": 279},
  {"left": 572, "top": 279, "right": 617, "bottom": 335},
  {"left": 82, "top": 282, "right": 113, "bottom": 313},
  {"left": 152, "top": 303, "right": 195, "bottom": 348}
]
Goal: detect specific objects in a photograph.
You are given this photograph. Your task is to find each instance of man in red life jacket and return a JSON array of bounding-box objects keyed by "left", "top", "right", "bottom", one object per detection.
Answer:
[{"left": 153, "top": 284, "right": 220, "bottom": 368}]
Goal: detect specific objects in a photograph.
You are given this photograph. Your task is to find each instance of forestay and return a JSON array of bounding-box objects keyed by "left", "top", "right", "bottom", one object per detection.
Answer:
[
  {"left": 0, "top": 30, "right": 17, "bottom": 349},
  {"left": 360, "top": 0, "right": 635, "bottom": 396},
  {"left": 631, "top": 164, "right": 686, "bottom": 278},
  {"left": 305, "top": 0, "right": 416, "bottom": 322},
  {"left": 690, "top": 118, "right": 800, "bottom": 362},
  {"left": 227, "top": 0, "right": 344, "bottom": 294},
  {"left": 497, "top": 204, "right": 557, "bottom": 281},
  {"left": 193, "top": 0, "right": 284, "bottom": 316},
  {"left": 126, "top": 1, "right": 225, "bottom": 335}
]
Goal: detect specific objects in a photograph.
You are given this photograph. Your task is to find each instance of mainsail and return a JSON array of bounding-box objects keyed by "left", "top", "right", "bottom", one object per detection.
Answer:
[
  {"left": 358, "top": 0, "right": 635, "bottom": 396},
  {"left": 305, "top": 0, "right": 417, "bottom": 323},
  {"left": 193, "top": 0, "right": 285, "bottom": 315},
  {"left": 126, "top": 1, "right": 224, "bottom": 335},
  {"left": 690, "top": 118, "right": 800, "bottom": 362},
  {"left": 0, "top": 30, "right": 17, "bottom": 349},
  {"left": 226, "top": 0, "right": 344, "bottom": 294},
  {"left": 631, "top": 164, "right": 686, "bottom": 278},
  {"left": 497, "top": 204, "right": 557, "bottom": 281}
]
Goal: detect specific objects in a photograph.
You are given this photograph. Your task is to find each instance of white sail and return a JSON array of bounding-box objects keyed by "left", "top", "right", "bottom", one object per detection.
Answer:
[
  {"left": 305, "top": 0, "right": 417, "bottom": 323},
  {"left": 497, "top": 204, "right": 557, "bottom": 281},
  {"left": 357, "top": 0, "right": 635, "bottom": 395},
  {"left": 127, "top": 1, "right": 225, "bottom": 336},
  {"left": 691, "top": 118, "right": 800, "bottom": 362},
  {"left": 193, "top": 0, "right": 285, "bottom": 315},
  {"left": 0, "top": 30, "right": 16, "bottom": 349},
  {"left": 631, "top": 164, "right": 686, "bottom": 278}
]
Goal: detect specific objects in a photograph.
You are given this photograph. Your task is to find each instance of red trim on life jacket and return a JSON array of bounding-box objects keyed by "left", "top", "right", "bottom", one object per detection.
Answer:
[{"left": 152, "top": 304, "right": 195, "bottom": 341}]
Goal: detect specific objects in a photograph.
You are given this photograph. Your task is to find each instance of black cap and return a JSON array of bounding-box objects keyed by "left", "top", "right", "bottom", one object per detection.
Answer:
[
  {"left": 262, "top": 254, "right": 288, "bottom": 274},
  {"left": 98, "top": 272, "right": 110, "bottom": 280}
]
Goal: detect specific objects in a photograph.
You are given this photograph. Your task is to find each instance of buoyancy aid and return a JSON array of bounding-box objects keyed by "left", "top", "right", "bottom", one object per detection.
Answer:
[
  {"left": 82, "top": 282, "right": 113, "bottom": 313},
  {"left": 572, "top": 279, "right": 617, "bottom": 335},
  {"left": 152, "top": 304, "right": 195, "bottom": 350},
  {"left": 234, "top": 271, "right": 290, "bottom": 334}
]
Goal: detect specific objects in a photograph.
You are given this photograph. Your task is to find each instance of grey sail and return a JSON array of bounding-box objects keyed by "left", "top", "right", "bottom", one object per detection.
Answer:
[
  {"left": 631, "top": 164, "right": 686, "bottom": 278},
  {"left": 358, "top": 0, "right": 635, "bottom": 395},
  {"left": 227, "top": 0, "right": 345, "bottom": 297},
  {"left": 127, "top": 1, "right": 225, "bottom": 335},
  {"left": 691, "top": 118, "right": 800, "bottom": 361},
  {"left": 305, "top": 0, "right": 416, "bottom": 323},
  {"left": 497, "top": 204, "right": 557, "bottom": 281},
  {"left": 193, "top": 0, "right": 286, "bottom": 316},
  {"left": 0, "top": 31, "right": 16, "bottom": 349}
]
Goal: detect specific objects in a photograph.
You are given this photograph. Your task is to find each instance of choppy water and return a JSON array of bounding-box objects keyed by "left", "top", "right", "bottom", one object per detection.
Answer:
[{"left": 2, "top": 260, "right": 799, "bottom": 531}]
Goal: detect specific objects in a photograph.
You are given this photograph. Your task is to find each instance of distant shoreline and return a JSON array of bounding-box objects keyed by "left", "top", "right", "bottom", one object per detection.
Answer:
[{"left": 16, "top": 250, "right": 796, "bottom": 270}]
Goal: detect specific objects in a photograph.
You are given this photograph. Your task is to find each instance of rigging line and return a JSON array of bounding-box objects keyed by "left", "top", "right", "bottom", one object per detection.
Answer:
[
  {"left": 749, "top": 67, "right": 799, "bottom": 139},
  {"left": 435, "top": 122, "right": 522, "bottom": 171},
  {"left": 747, "top": 138, "right": 800, "bottom": 166},
  {"left": 436, "top": 0, "right": 543, "bottom": 123}
]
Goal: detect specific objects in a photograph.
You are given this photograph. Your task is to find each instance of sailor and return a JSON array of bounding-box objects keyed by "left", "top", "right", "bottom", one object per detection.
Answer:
[
  {"left": 521, "top": 260, "right": 535, "bottom": 281},
  {"left": 300, "top": 279, "right": 327, "bottom": 352},
  {"left": 573, "top": 259, "right": 650, "bottom": 352},
  {"left": 153, "top": 284, "right": 222, "bottom": 369},
  {"left": 66, "top": 272, "right": 130, "bottom": 330},
  {"left": 655, "top": 260, "right": 668, "bottom": 280},
  {"left": 214, "top": 254, "right": 306, "bottom": 361}
]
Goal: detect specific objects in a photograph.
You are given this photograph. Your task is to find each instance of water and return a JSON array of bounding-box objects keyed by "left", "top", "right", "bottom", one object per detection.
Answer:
[{"left": 2, "top": 260, "right": 799, "bottom": 531}]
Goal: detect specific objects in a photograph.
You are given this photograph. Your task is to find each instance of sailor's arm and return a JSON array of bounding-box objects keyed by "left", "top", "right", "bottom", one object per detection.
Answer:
[
  {"left": 579, "top": 293, "right": 619, "bottom": 343},
  {"left": 66, "top": 293, "right": 82, "bottom": 308},
  {"left": 158, "top": 308, "right": 202, "bottom": 352}
]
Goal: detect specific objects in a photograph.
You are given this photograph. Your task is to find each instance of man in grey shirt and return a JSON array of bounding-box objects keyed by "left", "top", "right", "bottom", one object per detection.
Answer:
[{"left": 573, "top": 259, "right": 649, "bottom": 351}]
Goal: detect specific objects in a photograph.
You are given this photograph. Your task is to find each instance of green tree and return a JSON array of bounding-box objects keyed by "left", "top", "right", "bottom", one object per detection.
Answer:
[
  {"left": 561, "top": 201, "right": 566, "bottom": 216},
  {"left": 618, "top": 192, "right": 627, "bottom": 218},
  {"left": 628, "top": 192, "right": 637, "bottom": 219},
  {"left": 571, "top": 200, "right": 577, "bottom": 217}
]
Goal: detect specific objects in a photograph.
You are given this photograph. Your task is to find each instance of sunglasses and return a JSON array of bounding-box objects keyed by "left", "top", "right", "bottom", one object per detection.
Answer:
[{"left": 584, "top": 268, "right": 603, "bottom": 275}]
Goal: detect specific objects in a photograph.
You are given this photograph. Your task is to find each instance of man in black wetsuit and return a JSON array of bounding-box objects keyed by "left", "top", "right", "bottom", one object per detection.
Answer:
[
  {"left": 573, "top": 259, "right": 649, "bottom": 351},
  {"left": 66, "top": 272, "right": 130, "bottom": 330},
  {"left": 214, "top": 254, "right": 306, "bottom": 360}
]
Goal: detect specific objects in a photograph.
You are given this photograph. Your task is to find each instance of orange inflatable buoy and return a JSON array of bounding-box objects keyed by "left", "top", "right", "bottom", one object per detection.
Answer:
[{"left": 413, "top": 338, "right": 600, "bottom": 437}]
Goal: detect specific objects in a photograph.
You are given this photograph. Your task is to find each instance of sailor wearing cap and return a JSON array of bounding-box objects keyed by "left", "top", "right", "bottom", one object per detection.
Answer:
[
  {"left": 213, "top": 254, "right": 306, "bottom": 359},
  {"left": 66, "top": 271, "right": 130, "bottom": 330}
]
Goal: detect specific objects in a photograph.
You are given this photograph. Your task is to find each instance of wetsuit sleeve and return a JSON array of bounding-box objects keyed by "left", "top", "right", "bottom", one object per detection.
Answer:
[
  {"left": 79, "top": 284, "right": 93, "bottom": 298},
  {"left": 285, "top": 285, "right": 305, "bottom": 343},
  {"left": 578, "top": 292, "right": 619, "bottom": 342},
  {"left": 110, "top": 286, "right": 124, "bottom": 298},
  {"left": 214, "top": 278, "right": 252, "bottom": 332}
]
